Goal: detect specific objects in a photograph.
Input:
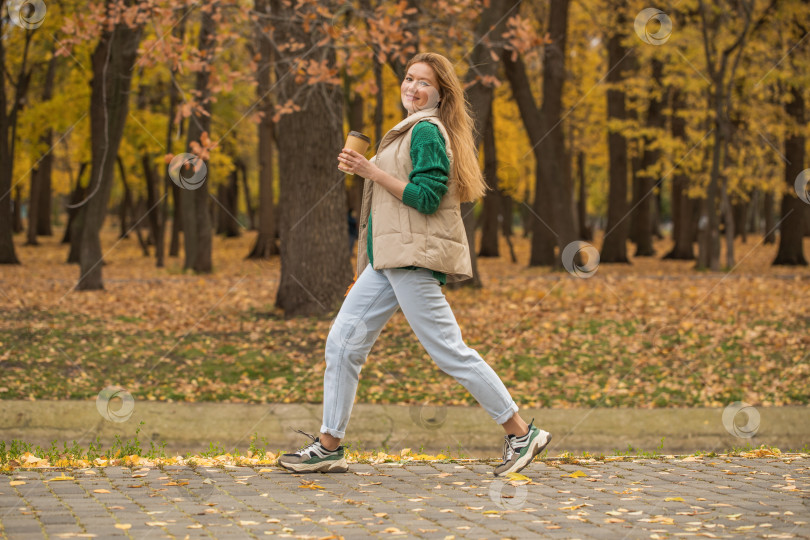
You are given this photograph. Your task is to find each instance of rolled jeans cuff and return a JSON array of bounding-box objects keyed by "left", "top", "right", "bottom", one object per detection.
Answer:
[{"left": 494, "top": 403, "right": 519, "bottom": 425}]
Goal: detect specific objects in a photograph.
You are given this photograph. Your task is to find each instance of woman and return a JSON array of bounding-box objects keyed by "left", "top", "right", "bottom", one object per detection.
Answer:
[{"left": 278, "top": 52, "right": 551, "bottom": 476}]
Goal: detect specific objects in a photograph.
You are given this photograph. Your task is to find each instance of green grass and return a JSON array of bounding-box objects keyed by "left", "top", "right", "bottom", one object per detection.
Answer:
[{"left": 1, "top": 309, "right": 807, "bottom": 408}]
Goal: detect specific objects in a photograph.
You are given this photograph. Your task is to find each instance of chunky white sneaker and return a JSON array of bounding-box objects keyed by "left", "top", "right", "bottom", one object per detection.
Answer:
[
  {"left": 277, "top": 430, "right": 348, "bottom": 473},
  {"left": 494, "top": 420, "right": 551, "bottom": 476}
]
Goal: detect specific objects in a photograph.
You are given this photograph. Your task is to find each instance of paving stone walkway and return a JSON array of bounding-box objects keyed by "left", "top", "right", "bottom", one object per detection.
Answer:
[{"left": 1, "top": 457, "right": 808, "bottom": 539}]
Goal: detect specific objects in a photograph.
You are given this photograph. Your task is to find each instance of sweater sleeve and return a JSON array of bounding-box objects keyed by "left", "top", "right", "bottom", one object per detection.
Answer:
[{"left": 401, "top": 121, "right": 450, "bottom": 215}]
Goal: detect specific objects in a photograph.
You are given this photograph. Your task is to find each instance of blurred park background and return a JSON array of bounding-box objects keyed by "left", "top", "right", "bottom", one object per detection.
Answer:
[{"left": 0, "top": 0, "right": 808, "bottom": 420}]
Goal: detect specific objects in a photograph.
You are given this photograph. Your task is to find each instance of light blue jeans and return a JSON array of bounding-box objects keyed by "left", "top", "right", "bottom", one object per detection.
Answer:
[{"left": 321, "top": 264, "right": 519, "bottom": 438}]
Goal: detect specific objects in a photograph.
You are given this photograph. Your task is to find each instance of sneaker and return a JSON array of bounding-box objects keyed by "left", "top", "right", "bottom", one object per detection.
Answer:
[
  {"left": 494, "top": 420, "right": 551, "bottom": 476},
  {"left": 277, "top": 429, "right": 348, "bottom": 473}
]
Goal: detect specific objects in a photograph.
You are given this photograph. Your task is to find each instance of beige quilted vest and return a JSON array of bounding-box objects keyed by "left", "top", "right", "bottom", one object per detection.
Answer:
[{"left": 356, "top": 109, "right": 473, "bottom": 283}]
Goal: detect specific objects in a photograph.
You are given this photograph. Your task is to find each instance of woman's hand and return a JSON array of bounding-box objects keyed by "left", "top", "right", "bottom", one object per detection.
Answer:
[{"left": 338, "top": 149, "right": 378, "bottom": 180}]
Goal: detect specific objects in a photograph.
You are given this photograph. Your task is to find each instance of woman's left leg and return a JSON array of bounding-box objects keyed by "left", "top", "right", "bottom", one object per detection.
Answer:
[
  {"left": 383, "top": 268, "right": 518, "bottom": 425},
  {"left": 385, "top": 267, "right": 552, "bottom": 476}
]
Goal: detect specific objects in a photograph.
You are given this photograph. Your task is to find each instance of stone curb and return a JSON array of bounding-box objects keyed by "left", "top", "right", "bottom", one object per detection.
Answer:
[{"left": 1, "top": 401, "right": 808, "bottom": 457}]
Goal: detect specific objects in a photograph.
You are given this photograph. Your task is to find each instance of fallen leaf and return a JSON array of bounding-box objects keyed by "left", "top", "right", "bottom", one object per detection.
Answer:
[
  {"left": 559, "top": 504, "right": 587, "bottom": 510},
  {"left": 45, "top": 475, "right": 74, "bottom": 482},
  {"left": 93, "top": 489, "right": 111, "bottom": 494},
  {"left": 114, "top": 524, "right": 131, "bottom": 530},
  {"left": 505, "top": 472, "right": 531, "bottom": 482}
]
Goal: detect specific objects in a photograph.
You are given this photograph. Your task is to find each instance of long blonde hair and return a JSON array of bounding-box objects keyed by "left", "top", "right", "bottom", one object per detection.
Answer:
[{"left": 405, "top": 53, "right": 487, "bottom": 203}]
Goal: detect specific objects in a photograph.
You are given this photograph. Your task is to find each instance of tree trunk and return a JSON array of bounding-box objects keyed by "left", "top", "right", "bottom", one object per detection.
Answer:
[
  {"left": 142, "top": 153, "right": 164, "bottom": 267},
  {"left": 12, "top": 185, "right": 23, "bottom": 233},
  {"left": 538, "top": 0, "right": 576, "bottom": 266},
  {"left": 76, "top": 14, "right": 143, "bottom": 289},
  {"left": 663, "top": 89, "right": 694, "bottom": 260},
  {"left": 165, "top": 7, "right": 189, "bottom": 260},
  {"left": 733, "top": 201, "right": 747, "bottom": 242},
  {"left": 576, "top": 151, "right": 591, "bottom": 241},
  {"left": 169, "top": 183, "right": 182, "bottom": 257},
  {"left": 118, "top": 157, "right": 131, "bottom": 239},
  {"left": 248, "top": 0, "right": 280, "bottom": 259},
  {"left": 503, "top": 49, "right": 554, "bottom": 265},
  {"left": 720, "top": 175, "right": 734, "bottom": 269},
  {"left": 0, "top": 20, "right": 32, "bottom": 264},
  {"left": 272, "top": 0, "right": 352, "bottom": 316},
  {"left": 697, "top": 92, "right": 725, "bottom": 271},
  {"left": 633, "top": 59, "right": 665, "bottom": 257},
  {"left": 27, "top": 49, "right": 58, "bottom": 245},
  {"left": 601, "top": 25, "right": 631, "bottom": 264},
  {"left": 36, "top": 150, "right": 53, "bottom": 236},
  {"left": 130, "top": 195, "right": 149, "bottom": 256},
  {"left": 27, "top": 165, "right": 41, "bottom": 245},
  {"left": 453, "top": 0, "right": 511, "bottom": 285},
  {"left": 63, "top": 162, "right": 88, "bottom": 246},
  {"left": 773, "top": 85, "right": 807, "bottom": 265},
  {"left": 479, "top": 104, "right": 500, "bottom": 258},
  {"left": 180, "top": 5, "right": 217, "bottom": 273},
  {"left": 216, "top": 168, "right": 241, "bottom": 237},
  {"left": 501, "top": 194, "right": 518, "bottom": 263},
  {"left": 236, "top": 159, "right": 254, "bottom": 230},
  {"left": 763, "top": 191, "right": 775, "bottom": 244},
  {"left": 695, "top": 0, "right": 754, "bottom": 271}
]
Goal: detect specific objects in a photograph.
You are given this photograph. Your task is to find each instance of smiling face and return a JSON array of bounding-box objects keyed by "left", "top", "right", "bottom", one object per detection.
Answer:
[{"left": 401, "top": 62, "right": 441, "bottom": 114}]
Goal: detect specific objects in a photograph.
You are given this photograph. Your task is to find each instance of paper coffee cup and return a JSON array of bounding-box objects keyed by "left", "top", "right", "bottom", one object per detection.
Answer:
[{"left": 339, "top": 131, "right": 371, "bottom": 172}]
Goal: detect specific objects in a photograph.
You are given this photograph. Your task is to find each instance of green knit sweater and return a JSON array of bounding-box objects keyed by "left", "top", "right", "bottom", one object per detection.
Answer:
[{"left": 367, "top": 121, "right": 450, "bottom": 285}]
